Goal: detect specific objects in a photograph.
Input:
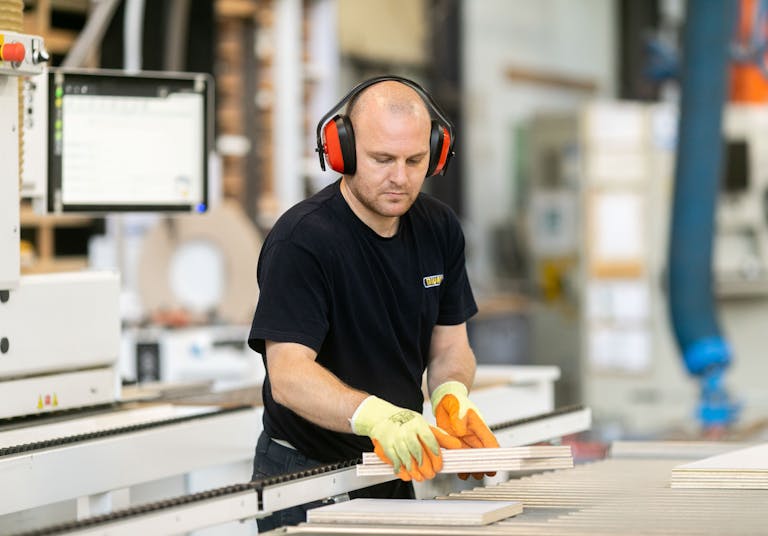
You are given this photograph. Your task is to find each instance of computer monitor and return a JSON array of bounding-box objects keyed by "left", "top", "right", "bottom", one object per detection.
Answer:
[{"left": 47, "top": 69, "right": 212, "bottom": 213}]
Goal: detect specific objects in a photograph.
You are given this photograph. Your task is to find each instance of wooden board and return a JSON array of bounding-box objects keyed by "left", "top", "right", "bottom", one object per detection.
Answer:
[
  {"left": 673, "top": 443, "right": 768, "bottom": 471},
  {"left": 357, "top": 446, "right": 573, "bottom": 476},
  {"left": 362, "top": 446, "right": 572, "bottom": 464},
  {"left": 293, "top": 451, "right": 768, "bottom": 535},
  {"left": 670, "top": 442, "right": 768, "bottom": 489},
  {"left": 307, "top": 498, "right": 522, "bottom": 526}
]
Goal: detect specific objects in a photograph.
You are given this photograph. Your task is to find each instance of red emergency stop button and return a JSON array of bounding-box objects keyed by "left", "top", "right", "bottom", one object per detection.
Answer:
[{"left": 0, "top": 42, "right": 25, "bottom": 63}]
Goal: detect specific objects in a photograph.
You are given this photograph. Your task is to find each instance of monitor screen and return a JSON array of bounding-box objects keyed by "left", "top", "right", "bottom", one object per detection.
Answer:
[{"left": 47, "top": 69, "right": 211, "bottom": 213}]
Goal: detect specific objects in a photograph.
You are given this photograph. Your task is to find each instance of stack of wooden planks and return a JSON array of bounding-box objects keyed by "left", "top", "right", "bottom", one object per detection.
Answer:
[
  {"left": 671, "top": 442, "right": 768, "bottom": 489},
  {"left": 440, "top": 455, "right": 768, "bottom": 535},
  {"left": 356, "top": 446, "right": 573, "bottom": 476},
  {"left": 307, "top": 498, "right": 523, "bottom": 526}
]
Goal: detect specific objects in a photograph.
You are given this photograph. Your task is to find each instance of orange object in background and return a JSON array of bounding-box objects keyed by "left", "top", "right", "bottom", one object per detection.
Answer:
[{"left": 730, "top": 0, "right": 768, "bottom": 102}]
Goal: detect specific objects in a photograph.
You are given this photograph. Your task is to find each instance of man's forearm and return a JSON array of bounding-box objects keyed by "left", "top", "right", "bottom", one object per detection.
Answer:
[
  {"left": 427, "top": 349, "right": 475, "bottom": 394},
  {"left": 426, "top": 325, "right": 476, "bottom": 395},
  {"left": 266, "top": 341, "right": 368, "bottom": 433}
]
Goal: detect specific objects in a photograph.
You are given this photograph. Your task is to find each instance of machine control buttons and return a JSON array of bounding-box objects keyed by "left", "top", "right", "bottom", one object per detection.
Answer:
[
  {"left": 0, "top": 42, "right": 26, "bottom": 63},
  {"left": 0, "top": 32, "right": 45, "bottom": 75},
  {"left": 0, "top": 337, "right": 8, "bottom": 354},
  {"left": 0, "top": 290, "right": 8, "bottom": 303}
]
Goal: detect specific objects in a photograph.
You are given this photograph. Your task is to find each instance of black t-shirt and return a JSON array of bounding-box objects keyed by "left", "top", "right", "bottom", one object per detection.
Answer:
[{"left": 248, "top": 179, "right": 477, "bottom": 462}]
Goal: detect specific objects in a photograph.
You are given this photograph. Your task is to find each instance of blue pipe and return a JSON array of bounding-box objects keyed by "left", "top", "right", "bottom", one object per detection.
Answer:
[{"left": 668, "top": 0, "right": 738, "bottom": 427}]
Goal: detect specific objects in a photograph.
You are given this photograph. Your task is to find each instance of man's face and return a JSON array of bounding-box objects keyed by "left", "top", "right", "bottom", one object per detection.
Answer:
[{"left": 345, "top": 103, "right": 431, "bottom": 222}]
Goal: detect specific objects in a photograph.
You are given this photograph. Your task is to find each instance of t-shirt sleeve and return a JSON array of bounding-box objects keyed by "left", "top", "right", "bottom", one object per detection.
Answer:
[
  {"left": 436, "top": 211, "right": 478, "bottom": 325},
  {"left": 248, "top": 239, "right": 330, "bottom": 355}
]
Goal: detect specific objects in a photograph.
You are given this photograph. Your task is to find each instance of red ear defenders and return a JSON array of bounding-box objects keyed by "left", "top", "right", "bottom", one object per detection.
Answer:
[{"left": 315, "top": 75, "right": 455, "bottom": 177}]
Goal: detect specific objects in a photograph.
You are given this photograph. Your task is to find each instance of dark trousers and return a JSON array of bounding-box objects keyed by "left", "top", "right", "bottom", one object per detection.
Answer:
[{"left": 251, "top": 431, "right": 414, "bottom": 532}]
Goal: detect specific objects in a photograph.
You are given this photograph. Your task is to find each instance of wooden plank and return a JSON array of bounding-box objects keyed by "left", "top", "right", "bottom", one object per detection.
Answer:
[
  {"left": 358, "top": 446, "right": 573, "bottom": 476},
  {"left": 505, "top": 66, "right": 598, "bottom": 93},
  {"left": 358, "top": 458, "right": 573, "bottom": 476},
  {"left": 216, "top": 0, "right": 257, "bottom": 19},
  {"left": 307, "top": 498, "right": 522, "bottom": 526},
  {"left": 296, "top": 453, "right": 768, "bottom": 535},
  {"left": 673, "top": 442, "right": 768, "bottom": 471},
  {"left": 670, "top": 442, "right": 768, "bottom": 489},
  {"left": 20, "top": 206, "right": 93, "bottom": 227},
  {"left": 362, "top": 446, "right": 572, "bottom": 465},
  {"left": 20, "top": 256, "right": 88, "bottom": 274}
]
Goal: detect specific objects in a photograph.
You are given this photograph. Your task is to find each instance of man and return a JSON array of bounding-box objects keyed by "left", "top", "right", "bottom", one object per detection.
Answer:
[{"left": 248, "top": 77, "right": 498, "bottom": 531}]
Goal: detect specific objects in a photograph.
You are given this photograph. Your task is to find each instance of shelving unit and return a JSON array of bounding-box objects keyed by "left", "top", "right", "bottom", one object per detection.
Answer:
[
  {"left": 214, "top": 0, "right": 260, "bottom": 206},
  {"left": 22, "top": 0, "right": 80, "bottom": 57},
  {"left": 19, "top": 205, "right": 91, "bottom": 273}
]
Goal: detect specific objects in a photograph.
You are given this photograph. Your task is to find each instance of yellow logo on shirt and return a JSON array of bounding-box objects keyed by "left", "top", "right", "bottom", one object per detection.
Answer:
[{"left": 423, "top": 274, "right": 444, "bottom": 288}]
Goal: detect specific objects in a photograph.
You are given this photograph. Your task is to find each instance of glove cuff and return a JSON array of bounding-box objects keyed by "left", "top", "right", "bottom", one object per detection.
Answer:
[
  {"left": 350, "top": 395, "right": 396, "bottom": 436},
  {"left": 430, "top": 380, "right": 469, "bottom": 412}
]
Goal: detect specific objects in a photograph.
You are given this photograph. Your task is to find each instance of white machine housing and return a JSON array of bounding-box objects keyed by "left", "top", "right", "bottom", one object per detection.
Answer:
[
  {"left": 0, "top": 28, "right": 257, "bottom": 533},
  {"left": 0, "top": 30, "right": 47, "bottom": 289},
  {"left": 1, "top": 31, "right": 122, "bottom": 418},
  {"left": 0, "top": 272, "right": 121, "bottom": 418}
]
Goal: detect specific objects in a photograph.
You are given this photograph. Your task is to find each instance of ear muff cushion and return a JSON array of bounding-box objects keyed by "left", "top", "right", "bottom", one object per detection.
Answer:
[
  {"left": 427, "top": 121, "right": 451, "bottom": 176},
  {"left": 323, "top": 115, "right": 356, "bottom": 174},
  {"left": 434, "top": 126, "right": 451, "bottom": 175}
]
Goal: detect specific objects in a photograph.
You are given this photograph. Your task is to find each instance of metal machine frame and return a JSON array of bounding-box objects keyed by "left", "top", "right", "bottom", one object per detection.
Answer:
[{"left": 1, "top": 30, "right": 256, "bottom": 532}]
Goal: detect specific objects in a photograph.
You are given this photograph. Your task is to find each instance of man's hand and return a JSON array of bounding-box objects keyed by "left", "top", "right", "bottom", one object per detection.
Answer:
[
  {"left": 352, "top": 396, "right": 460, "bottom": 481},
  {"left": 431, "top": 380, "right": 499, "bottom": 480}
]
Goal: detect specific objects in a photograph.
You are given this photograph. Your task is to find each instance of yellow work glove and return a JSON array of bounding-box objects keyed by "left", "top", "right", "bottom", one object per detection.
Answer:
[
  {"left": 431, "top": 380, "right": 500, "bottom": 480},
  {"left": 351, "top": 395, "right": 460, "bottom": 482}
]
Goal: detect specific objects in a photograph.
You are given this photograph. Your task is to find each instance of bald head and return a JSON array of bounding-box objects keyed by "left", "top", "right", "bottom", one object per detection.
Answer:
[
  {"left": 347, "top": 80, "right": 431, "bottom": 128},
  {"left": 337, "top": 80, "right": 435, "bottom": 236}
]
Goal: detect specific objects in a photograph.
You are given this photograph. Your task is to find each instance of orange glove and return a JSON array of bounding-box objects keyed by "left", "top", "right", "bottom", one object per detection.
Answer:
[
  {"left": 352, "top": 396, "right": 461, "bottom": 482},
  {"left": 431, "top": 381, "right": 499, "bottom": 480}
]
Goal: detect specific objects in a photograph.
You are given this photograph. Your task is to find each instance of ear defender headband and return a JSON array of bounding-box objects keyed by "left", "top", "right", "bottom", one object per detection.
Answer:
[{"left": 315, "top": 75, "right": 455, "bottom": 177}]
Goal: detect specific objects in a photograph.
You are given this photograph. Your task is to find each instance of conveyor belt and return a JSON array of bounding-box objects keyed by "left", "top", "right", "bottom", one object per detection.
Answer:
[
  {"left": 0, "top": 405, "right": 249, "bottom": 457},
  {"left": 489, "top": 404, "right": 584, "bottom": 433},
  {"left": 10, "top": 459, "right": 362, "bottom": 536},
  {"left": 0, "top": 404, "right": 261, "bottom": 517}
]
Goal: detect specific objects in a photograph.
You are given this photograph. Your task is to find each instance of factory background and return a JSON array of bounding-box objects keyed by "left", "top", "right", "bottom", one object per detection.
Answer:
[{"left": 2, "top": 0, "right": 768, "bottom": 534}]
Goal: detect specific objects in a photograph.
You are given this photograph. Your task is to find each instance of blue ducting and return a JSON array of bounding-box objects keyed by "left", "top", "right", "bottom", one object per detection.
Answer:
[{"left": 668, "top": 0, "right": 739, "bottom": 427}]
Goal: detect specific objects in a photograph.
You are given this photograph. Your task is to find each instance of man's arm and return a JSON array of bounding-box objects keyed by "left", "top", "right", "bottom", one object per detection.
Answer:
[
  {"left": 265, "top": 339, "right": 461, "bottom": 480},
  {"left": 427, "top": 322, "right": 499, "bottom": 478},
  {"left": 265, "top": 340, "right": 368, "bottom": 433},
  {"left": 426, "top": 322, "right": 476, "bottom": 394}
]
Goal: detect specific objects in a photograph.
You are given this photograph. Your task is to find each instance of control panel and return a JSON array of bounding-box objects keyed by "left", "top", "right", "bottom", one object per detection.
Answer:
[{"left": 0, "top": 31, "right": 48, "bottom": 76}]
